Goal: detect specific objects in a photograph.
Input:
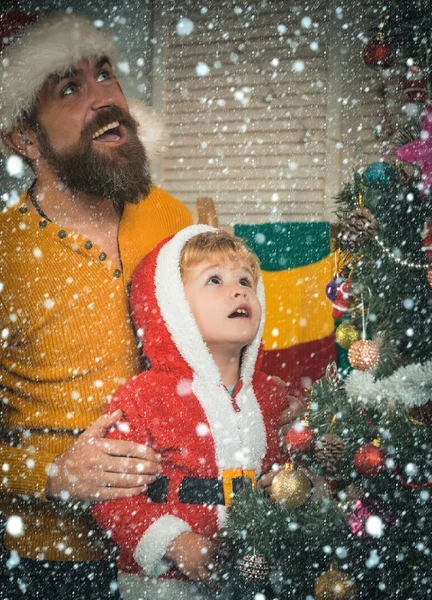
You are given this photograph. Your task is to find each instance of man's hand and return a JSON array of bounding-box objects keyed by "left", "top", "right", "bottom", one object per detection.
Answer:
[
  {"left": 166, "top": 532, "right": 217, "bottom": 586},
  {"left": 256, "top": 468, "right": 281, "bottom": 494},
  {"left": 45, "top": 409, "right": 161, "bottom": 503},
  {"left": 270, "top": 375, "right": 306, "bottom": 437},
  {"left": 279, "top": 396, "right": 306, "bottom": 438}
]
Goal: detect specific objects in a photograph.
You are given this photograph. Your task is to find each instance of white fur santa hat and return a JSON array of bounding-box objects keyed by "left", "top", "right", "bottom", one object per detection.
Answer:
[{"left": 0, "top": 11, "right": 168, "bottom": 160}]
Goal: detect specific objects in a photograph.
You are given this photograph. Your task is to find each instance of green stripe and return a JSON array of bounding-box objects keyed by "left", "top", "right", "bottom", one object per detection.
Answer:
[{"left": 234, "top": 222, "right": 331, "bottom": 271}]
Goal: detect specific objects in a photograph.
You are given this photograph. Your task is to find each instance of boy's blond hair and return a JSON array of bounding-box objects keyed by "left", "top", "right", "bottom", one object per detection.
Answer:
[{"left": 179, "top": 230, "right": 260, "bottom": 287}]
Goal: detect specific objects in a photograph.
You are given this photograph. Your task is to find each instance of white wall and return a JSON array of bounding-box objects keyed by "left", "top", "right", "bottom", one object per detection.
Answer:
[{"left": 152, "top": 0, "right": 411, "bottom": 225}]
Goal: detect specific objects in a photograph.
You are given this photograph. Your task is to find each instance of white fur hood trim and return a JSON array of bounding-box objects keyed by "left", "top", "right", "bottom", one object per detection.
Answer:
[
  {"left": 155, "top": 225, "right": 266, "bottom": 386},
  {"left": 128, "top": 100, "right": 169, "bottom": 163},
  {"left": 154, "top": 225, "right": 268, "bottom": 478}
]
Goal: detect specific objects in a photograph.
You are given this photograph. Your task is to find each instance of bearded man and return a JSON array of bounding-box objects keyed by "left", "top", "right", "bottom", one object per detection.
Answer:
[{"left": 0, "top": 11, "right": 192, "bottom": 599}]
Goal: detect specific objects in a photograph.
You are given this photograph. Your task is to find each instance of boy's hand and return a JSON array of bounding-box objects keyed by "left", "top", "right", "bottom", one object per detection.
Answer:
[
  {"left": 45, "top": 409, "right": 161, "bottom": 503},
  {"left": 166, "top": 532, "right": 217, "bottom": 586}
]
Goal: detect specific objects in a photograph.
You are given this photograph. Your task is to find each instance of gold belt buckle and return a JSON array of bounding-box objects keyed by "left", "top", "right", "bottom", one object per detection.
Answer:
[{"left": 222, "top": 468, "right": 256, "bottom": 507}]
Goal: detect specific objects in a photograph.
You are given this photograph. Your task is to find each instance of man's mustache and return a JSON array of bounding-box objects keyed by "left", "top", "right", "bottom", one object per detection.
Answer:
[{"left": 81, "top": 106, "right": 139, "bottom": 143}]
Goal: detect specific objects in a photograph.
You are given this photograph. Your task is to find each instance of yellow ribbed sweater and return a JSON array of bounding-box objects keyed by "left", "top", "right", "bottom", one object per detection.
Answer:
[{"left": 0, "top": 186, "right": 192, "bottom": 561}]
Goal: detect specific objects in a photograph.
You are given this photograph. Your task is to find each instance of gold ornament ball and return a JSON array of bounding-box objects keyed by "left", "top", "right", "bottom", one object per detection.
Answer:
[
  {"left": 427, "top": 269, "right": 432, "bottom": 289},
  {"left": 315, "top": 568, "right": 356, "bottom": 600},
  {"left": 271, "top": 463, "right": 311, "bottom": 507},
  {"left": 348, "top": 340, "right": 380, "bottom": 371},
  {"left": 335, "top": 322, "right": 360, "bottom": 350}
]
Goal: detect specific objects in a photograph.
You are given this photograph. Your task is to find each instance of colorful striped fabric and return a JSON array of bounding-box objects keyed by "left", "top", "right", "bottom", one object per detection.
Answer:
[{"left": 234, "top": 222, "right": 336, "bottom": 396}]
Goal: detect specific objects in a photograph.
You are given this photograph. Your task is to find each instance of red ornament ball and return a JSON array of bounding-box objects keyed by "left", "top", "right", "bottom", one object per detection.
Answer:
[
  {"left": 354, "top": 442, "right": 385, "bottom": 477},
  {"left": 286, "top": 423, "right": 315, "bottom": 454},
  {"left": 363, "top": 38, "right": 392, "bottom": 69}
]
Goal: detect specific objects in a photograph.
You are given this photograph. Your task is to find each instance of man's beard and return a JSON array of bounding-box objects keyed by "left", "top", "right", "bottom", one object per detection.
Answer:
[{"left": 35, "top": 106, "right": 152, "bottom": 211}]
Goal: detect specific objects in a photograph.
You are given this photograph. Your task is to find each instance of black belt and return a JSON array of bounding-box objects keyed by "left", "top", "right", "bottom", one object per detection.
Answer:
[{"left": 147, "top": 470, "right": 256, "bottom": 506}]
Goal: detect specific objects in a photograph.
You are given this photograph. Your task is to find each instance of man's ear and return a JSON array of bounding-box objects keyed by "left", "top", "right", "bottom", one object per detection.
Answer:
[{"left": 2, "top": 128, "right": 41, "bottom": 161}]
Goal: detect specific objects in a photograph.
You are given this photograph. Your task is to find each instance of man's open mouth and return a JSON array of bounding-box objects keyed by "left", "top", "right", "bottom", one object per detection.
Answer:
[
  {"left": 228, "top": 308, "right": 250, "bottom": 318},
  {"left": 92, "top": 121, "right": 123, "bottom": 142}
]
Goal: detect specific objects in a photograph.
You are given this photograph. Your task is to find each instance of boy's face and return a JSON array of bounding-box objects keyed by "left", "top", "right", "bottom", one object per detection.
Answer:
[{"left": 183, "top": 258, "right": 262, "bottom": 356}]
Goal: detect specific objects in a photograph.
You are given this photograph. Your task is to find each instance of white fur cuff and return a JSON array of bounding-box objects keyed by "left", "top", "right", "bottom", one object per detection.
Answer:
[
  {"left": 133, "top": 515, "right": 192, "bottom": 577},
  {"left": 128, "top": 99, "right": 169, "bottom": 162}
]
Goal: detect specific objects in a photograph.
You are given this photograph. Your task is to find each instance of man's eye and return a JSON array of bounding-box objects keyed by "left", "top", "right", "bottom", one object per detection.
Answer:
[
  {"left": 61, "top": 83, "right": 77, "bottom": 96},
  {"left": 208, "top": 276, "right": 221, "bottom": 285},
  {"left": 97, "top": 71, "right": 110, "bottom": 82},
  {"left": 239, "top": 277, "right": 252, "bottom": 287}
]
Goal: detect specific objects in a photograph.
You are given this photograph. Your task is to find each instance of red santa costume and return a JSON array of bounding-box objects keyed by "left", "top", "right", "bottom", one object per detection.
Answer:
[{"left": 92, "top": 225, "right": 288, "bottom": 600}]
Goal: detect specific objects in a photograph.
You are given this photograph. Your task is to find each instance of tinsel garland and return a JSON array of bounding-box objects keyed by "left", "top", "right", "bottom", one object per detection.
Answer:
[{"left": 345, "top": 360, "right": 432, "bottom": 407}]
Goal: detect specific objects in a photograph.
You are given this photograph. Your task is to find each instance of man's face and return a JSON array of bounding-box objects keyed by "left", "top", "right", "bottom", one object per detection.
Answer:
[
  {"left": 183, "top": 258, "right": 262, "bottom": 358},
  {"left": 32, "top": 57, "right": 151, "bottom": 208}
]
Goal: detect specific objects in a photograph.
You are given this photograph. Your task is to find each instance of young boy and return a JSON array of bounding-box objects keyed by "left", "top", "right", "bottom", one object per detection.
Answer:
[{"left": 92, "top": 225, "right": 289, "bottom": 600}]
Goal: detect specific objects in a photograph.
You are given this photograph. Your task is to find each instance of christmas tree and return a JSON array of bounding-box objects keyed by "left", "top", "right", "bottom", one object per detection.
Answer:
[{"left": 217, "top": 111, "right": 432, "bottom": 600}]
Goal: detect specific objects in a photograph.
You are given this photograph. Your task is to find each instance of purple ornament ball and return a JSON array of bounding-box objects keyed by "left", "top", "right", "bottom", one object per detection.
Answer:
[{"left": 325, "top": 278, "right": 339, "bottom": 301}]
